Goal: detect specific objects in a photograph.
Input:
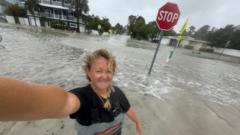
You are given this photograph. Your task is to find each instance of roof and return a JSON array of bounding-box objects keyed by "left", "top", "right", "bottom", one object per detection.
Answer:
[
  {"left": 38, "top": 3, "right": 69, "bottom": 10},
  {"left": 164, "top": 36, "right": 210, "bottom": 44}
]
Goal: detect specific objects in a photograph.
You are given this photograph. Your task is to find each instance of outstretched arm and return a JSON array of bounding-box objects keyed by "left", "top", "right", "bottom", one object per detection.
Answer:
[
  {"left": 0, "top": 76, "right": 80, "bottom": 121},
  {"left": 126, "top": 107, "right": 143, "bottom": 135}
]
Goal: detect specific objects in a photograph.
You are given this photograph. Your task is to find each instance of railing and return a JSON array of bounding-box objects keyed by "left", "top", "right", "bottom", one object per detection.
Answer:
[
  {"left": 52, "top": 1, "right": 62, "bottom": 6},
  {"left": 41, "top": 0, "right": 51, "bottom": 5},
  {"left": 40, "top": 13, "right": 76, "bottom": 22},
  {"left": 40, "top": 0, "right": 72, "bottom": 8}
]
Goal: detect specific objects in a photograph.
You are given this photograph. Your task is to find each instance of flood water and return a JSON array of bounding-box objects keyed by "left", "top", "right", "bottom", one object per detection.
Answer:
[{"left": 1, "top": 23, "right": 240, "bottom": 135}]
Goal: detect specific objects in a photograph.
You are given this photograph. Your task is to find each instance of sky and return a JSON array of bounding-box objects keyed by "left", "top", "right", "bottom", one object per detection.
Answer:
[{"left": 88, "top": 0, "right": 240, "bottom": 31}]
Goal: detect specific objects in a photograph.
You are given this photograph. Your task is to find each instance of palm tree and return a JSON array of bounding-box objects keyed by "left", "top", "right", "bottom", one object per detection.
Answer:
[
  {"left": 25, "top": 0, "right": 38, "bottom": 26},
  {"left": 4, "top": 4, "right": 27, "bottom": 24},
  {"left": 72, "top": 0, "right": 89, "bottom": 32}
]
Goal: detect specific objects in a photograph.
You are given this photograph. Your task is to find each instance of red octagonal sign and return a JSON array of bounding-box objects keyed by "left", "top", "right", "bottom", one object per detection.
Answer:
[{"left": 156, "top": 2, "right": 180, "bottom": 30}]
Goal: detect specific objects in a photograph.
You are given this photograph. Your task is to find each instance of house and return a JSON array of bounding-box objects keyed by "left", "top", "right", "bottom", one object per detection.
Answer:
[
  {"left": 162, "top": 36, "right": 210, "bottom": 47},
  {"left": 36, "top": 0, "right": 85, "bottom": 31},
  {"left": 1, "top": 0, "right": 85, "bottom": 31}
]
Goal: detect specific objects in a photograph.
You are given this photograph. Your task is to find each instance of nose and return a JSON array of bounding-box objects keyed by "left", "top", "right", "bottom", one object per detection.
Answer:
[
  {"left": 101, "top": 71, "right": 111, "bottom": 80},
  {"left": 102, "top": 72, "right": 108, "bottom": 79}
]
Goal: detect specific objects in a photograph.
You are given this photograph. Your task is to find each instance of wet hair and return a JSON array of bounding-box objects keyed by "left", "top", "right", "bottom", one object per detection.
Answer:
[{"left": 83, "top": 49, "right": 116, "bottom": 110}]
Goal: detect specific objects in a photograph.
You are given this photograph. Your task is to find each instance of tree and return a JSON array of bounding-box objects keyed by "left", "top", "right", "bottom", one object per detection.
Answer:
[
  {"left": 127, "top": 15, "right": 146, "bottom": 40},
  {"left": 134, "top": 16, "right": 146, "bottom": 40},
  {"left": 145, "top": 21, "right": 158, "bottom": 41},
  {"left": 25, "top": 0, "right": 39, "bottom": 26},
  {"left": 186, "top": 25, "right": 195, "bottom": 36},
  {"left": 5, "top": 4, "right": 27, "bottom": 24},
  {"left": 194, "top": 25, "right": 210, "bottom": 40},
  {"left": 73, "top": 0, "right": 89, "bottom": 32},
  {"left": 100, "top": 17, "right": 111, "bottom": 34},
  {"left": 206, "top": 25, "right": 235, "bottom": 48},
  {"left": 230, "top": 30, "right": 240, "bottom": 50},
  {"left": 127, "top": 15, "right": 137, "bottom": 36},
  {"left": 113, "top": 23, "right": 125, "bottom": 34},
  {"left": 127, "top": 15, "right": 177, "bottom": 41},
  {"left": 84, "top": 15, "right": 112, "bottom": 35},
  {"left": 186, "top": 24, "right": 240, "bottom": 50}
]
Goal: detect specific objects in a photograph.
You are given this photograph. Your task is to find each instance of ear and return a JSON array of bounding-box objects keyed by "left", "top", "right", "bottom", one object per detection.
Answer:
[{"left": 86, "top": 69, "right": 91, "bottom": 81}]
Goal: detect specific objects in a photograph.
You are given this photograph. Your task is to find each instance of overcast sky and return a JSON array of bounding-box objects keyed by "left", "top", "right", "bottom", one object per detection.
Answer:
[{"left": 88, "top": 0, "right": 240, "bottom": 31}]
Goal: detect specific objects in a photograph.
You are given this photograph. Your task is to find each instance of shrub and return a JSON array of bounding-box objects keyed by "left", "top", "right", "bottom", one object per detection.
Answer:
[{"left": 199, "top": 47, "right": 214, "bottom": 53}]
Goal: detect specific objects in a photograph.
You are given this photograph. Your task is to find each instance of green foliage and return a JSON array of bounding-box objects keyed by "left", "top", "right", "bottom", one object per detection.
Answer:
[
  {"left": 39, "top": 16, "right": 48, "bottom": 27},
  {"left": 230, "top": 30, "right": 240, "bottom": 50},
  {"left": 127, "top": 15, "right": 176, "bottom": 41},
  {"left": 183, "top": 45, "right": 194, "bottom": 50},
  {"left": 4, "top": 4, "right": 27, "bottom": 24},
  {"left": 84, "top": 15, "right": 112, "bottom": 35},
  {"left": 101, "top": 18, "right": 111, "bottom": 33},
  {"left": 199, "top": 47, "right": 214, "bottom": 53},
  {"left": 5, "top": 4, "right": 27, "bottom": 17},
  {"left": 49, "top": 19, "right": 66, "bottom": 30},
  {"left": 74, "top": 0, "right": 89, "bottom": 14},
  {"left": 145, "top": 21, "right": 158, "bottom": 41},
  {"left": 127, "top": 15, "right": 146, "bottom": 40},
  {"left": 163, "top": 29, "right": 176, "bottom": 36},
  {"left": 72, "top": 0, "right": 89, "bottom": 32},
  {"left": 25, "top": 0, "right": 38, "bottom": 15},
  {"left": 194, "top": 25, "right": 210, "bottom": 40},
  {"left": 193, "top": 24, "right": 240, "bottom": 50},
  {"left": 185, "top": 25, "right": 196, "bottom": 36},
  {"left": 127, "top": 15, "right": 137, "bottom": 35},
  {"left": 113, "top": 23, "right": 125, "bottom": 34}
]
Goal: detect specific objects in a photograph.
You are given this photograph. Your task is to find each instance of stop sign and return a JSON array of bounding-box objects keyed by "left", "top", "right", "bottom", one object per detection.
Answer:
[{"left": 156, "top": 2, "right": 180, "bottom": 30}]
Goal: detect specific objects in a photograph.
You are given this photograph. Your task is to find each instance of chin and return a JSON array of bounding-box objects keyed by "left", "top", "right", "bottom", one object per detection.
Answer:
[{"left": 97, "top": 84, "right": 111, "bottom": 91}]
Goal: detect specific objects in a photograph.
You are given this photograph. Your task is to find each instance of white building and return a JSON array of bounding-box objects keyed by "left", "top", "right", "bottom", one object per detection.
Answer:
[{"left": 37, "top": 0, "right": 85, "bottom": 31}]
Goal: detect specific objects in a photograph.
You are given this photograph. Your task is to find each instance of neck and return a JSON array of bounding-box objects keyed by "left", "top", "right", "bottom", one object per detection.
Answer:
[{"left": 90, "top": 84, "right": 108, "bottom": 98}]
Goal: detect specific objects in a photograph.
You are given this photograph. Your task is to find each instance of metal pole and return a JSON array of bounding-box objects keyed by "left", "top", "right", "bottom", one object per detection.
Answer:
[
  {"left": 148, "top": 30, "right": 164, "bottom": 75},
  {"left": 166, "top": 39, "right": 181, "bottom": 63},
  {"left": 218, "top": 40, "right": 231, "bottom": 59}
]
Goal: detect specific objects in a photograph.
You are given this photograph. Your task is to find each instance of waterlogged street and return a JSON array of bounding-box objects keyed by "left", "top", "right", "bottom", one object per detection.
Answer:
[{"left": 1, "top": 24, "right": 240, "bottom": 135}]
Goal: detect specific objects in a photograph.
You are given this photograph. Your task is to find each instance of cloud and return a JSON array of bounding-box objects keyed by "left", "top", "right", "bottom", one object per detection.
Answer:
[{"left": 89, "top": 0, "right": 240, "bottom": 31}]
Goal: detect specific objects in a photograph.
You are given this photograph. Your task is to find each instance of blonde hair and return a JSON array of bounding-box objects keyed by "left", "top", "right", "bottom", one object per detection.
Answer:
[{"left": 83, "top": 49, "right": 116, "bottom": 110}]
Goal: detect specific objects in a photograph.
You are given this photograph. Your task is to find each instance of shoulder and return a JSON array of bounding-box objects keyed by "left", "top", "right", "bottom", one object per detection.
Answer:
[
  {"left": 111, "top": 86, "right": 131, "bottom": 113},
  {"left": 69, "top": 85, "right": 90, "bottom": 94},
  {"left": 68, "top": 85, "right": 94, "bottom": 101},
  {"left": 113, "top": 86, "right": 124, "bottom": 94},
  {"left": 112, "top": 86, "right": 128, "bottom": 99},
  {"left": 113, "top": 85, "right": 122, "bottom": 92}
]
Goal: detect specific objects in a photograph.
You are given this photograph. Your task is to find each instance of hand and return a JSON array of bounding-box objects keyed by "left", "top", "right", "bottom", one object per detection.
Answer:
[{"left": 136, "top": 123, "right": 143, "bottom": 135}]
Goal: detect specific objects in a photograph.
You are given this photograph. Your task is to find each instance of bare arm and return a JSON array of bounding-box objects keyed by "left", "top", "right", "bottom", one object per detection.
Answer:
[
  {"left": 0, "top": 76, "right": 80, "bottom": 121},
  {"left": 126, "top": 107, "right": 143, "bottom": 135}
]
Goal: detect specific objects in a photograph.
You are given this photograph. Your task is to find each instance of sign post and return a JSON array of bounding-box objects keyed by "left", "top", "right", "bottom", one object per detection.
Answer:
[
  {"left": 148, "top": 2, "right": 180, "bottom": 75},
  {"left": 166, "top": 18, "right": 189, "bottom": 63}
]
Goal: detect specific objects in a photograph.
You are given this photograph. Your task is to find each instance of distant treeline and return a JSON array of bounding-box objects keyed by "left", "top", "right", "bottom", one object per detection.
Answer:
[
  {"left": 189, "top": 25, "right": 240, "bottom": 50},
  {"left": 125, "top": 15, "right": 240, "bottom": 50}
]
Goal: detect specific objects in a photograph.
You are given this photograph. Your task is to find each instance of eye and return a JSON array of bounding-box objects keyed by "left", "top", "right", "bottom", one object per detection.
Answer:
[{"left": 107, "top": 70, "right": 113, "bottom": 74}]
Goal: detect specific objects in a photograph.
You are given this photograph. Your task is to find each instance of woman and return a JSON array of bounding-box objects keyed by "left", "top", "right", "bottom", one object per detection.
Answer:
[
  {"left": 0, "top": 49, "right": 143, "bottom": 135},
  {"left": 69, "top": 49, "right": 142, "bottom": 135}
]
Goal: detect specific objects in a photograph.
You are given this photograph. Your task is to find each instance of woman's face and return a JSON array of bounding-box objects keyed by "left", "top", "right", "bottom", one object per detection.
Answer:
[{"left": 87, "top": 57, "right": 113, "bottom": 92}]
